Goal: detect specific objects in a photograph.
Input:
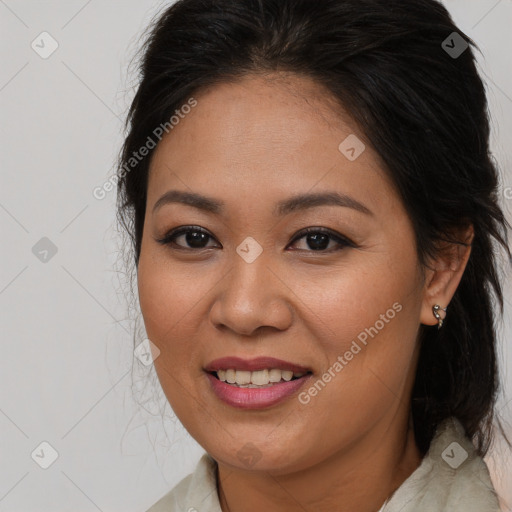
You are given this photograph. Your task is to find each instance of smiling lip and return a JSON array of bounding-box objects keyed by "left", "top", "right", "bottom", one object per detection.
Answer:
[
  {"left": 204, "top": 356, "right": 312, "bottom": 410},
  {"left": 205, "top": 373, "right": 312, "bottom": 409},
  {"left": 204, "top": 356, "right": 311, "bottom": 373}
]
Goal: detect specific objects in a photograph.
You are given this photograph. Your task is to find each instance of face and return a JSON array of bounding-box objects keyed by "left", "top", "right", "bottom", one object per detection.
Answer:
[{"left": 137, "top": 73, "right": 427, "bottom": 474}]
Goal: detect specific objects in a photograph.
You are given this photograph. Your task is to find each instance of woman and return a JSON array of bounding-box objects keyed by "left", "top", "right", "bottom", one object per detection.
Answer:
[{"left": 116, "top": 0, "right": 511, "bottom": 510}]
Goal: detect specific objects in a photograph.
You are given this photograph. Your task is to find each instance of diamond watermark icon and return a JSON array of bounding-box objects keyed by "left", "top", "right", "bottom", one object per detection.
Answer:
[
  {"left": 441, "top": 441, "right": 468, "bottom": 469},
  {"left": 338, "top": 134, "right": 366, "bottom": 161},
  {"left": 134, "top": 338, "right": 161, "bottom": 366},
  {"left": 236, "top": 237, "right": 263, "bottom": 263},
  {"left": 31, "top": 31, "right": 59, "bottom": 59},
  {"left": 237, "top": 442, "right": 262, "bottom": 467},
  {"left": 32, "top": 237, "right": 58, "bottom": 263},
  {"left": 441, "top": 32, "right": 468, "bottom": 59},
  {"left": 31, "top": 441, "right": 59, "bottom": 469}
]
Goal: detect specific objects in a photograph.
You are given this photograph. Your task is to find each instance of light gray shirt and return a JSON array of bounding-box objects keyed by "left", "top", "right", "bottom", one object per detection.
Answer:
[{"left": 145, "top": 417, "right": 501, "bottom": 512}]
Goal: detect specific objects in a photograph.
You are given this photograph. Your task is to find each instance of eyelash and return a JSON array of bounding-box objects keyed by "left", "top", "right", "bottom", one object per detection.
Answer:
[{"left": 155, "top": 225, "right": 355, "bottom": 253}]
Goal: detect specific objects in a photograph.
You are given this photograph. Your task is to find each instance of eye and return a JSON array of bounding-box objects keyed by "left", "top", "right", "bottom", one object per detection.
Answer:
[
  {"left": 155, "top": 226, "right": 355, "bottom": 253},
  {"left": 155, "top": 225, "right": 220, "bottom": 250},
  {"left": 287, "top": 227, "right": 355, "bottom": 252}
]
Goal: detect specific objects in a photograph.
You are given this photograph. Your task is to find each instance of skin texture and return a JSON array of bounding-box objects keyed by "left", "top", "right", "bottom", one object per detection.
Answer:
[{"left": 137, "top": 72, "right": 472, "bottom": 512}]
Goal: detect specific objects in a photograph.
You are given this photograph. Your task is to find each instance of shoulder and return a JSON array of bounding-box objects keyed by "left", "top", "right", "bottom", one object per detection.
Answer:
[
  {"left": 144, "top": 453, "right": 221, "bottom": 512},
  {"left": 383, "top": 417, "right": 502, "bottom": 512},
  {"left": 144, "top": 419, "right": 502, "bottom": 512}
]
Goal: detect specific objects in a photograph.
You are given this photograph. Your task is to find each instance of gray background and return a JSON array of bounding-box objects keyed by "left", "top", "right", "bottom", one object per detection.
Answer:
[{"left": 1, "top": 1, "right": 511, "bottom": 511}]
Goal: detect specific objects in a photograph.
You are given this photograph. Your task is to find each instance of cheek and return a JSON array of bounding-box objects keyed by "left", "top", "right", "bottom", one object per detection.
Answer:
[
  {"left": 295, "top": 251, "right": 421, "bottom": 356},
  {"left": 294, "top": 249, "right": 423, "bottom": 413},
  {"left": 137, "top": 248, "right": 205, "bottom": 364},
  {"left": 136, "top": 250, "right": 209, "bottom": 427},
  {"left": 138, "top": 238, "right": 205, "bottom": 327}
]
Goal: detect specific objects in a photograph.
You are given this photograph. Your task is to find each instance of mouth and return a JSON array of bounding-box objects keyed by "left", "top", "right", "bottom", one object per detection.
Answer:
[
  {"left": 207, "top": 368, "right": 311, "bottom": 388},
  {"left": 204, "top": 356, "right": 313, "bottom": 409}
]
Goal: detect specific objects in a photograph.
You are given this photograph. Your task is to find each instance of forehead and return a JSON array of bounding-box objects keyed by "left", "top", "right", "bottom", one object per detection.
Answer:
[
  {"left": 195, "top": 71, "right": 350, "bottom": 127},
  {"left": 146, "top": 72, "right": 394, "bottom": 215},
  {"left": 150, "top": 72, "right": 362, "bottom": 170}
]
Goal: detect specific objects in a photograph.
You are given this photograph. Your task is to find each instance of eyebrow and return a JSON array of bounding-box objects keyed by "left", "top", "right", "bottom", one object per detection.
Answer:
[{"left": 152, "top": 190, "right": 373, "bottom": 216}]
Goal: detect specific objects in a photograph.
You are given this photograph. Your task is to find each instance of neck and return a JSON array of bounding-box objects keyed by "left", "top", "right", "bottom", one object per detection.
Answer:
[{"left": 217, "top": 414, "right": 422, "bottom": 512}]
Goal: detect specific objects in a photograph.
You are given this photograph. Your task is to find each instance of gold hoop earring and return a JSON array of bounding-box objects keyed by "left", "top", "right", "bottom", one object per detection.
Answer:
[{"left": 432, "top": 304, "right": 447, "bottom": 329}]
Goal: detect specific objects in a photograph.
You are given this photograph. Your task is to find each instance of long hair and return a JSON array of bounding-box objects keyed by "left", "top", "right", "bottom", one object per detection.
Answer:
[{"left": 116, "top": 0, "right": 511, "bottom": 456}]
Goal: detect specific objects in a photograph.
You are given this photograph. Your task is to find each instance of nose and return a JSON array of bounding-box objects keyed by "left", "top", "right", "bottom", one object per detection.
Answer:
[{"left": 209, "top": 254, "right": 293, "bottom": 337}]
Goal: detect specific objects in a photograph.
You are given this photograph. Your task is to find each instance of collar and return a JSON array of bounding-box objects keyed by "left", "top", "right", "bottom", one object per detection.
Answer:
[{"left": 146, "top": 417, "right": 501, "bottom": 512}]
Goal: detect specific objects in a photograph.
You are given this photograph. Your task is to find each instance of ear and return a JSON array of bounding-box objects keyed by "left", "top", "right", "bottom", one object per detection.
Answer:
[{"left": 420, "top": 225, "right": 474, "bottom": 327}]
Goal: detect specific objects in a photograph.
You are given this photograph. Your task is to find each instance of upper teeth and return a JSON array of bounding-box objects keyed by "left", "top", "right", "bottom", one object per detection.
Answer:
[{"left": 217, "top": 369, "right": 305, "bottom": 386}]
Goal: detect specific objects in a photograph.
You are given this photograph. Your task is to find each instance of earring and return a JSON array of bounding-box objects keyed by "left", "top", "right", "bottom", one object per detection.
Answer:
[{"left": 432, "top": 304, "right": 447, "bottom": 329}]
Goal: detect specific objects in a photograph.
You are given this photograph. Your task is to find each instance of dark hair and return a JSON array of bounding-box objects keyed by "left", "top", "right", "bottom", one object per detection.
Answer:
[{"left": 117, "top": 0, "right": 511, "bottom": 456}]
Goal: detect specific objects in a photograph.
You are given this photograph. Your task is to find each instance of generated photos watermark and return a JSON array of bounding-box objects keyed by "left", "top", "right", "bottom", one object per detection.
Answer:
[
  {"left": 298, "top": 302, "right": 403, "bottom": 405},
  {"left": 93, "top": 97, "right": 198, "bottom": 200}
]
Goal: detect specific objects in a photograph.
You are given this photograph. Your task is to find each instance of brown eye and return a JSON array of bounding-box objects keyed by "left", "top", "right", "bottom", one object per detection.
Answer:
[
  {"left": 155, "top": 225, "right": 355, "bottom": 253},
  {"left": 156, "top": 226, "right": 220, "bottom": 250},
  {"left": 288, "top": 227, "right": 355, "bottom": 252}
]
